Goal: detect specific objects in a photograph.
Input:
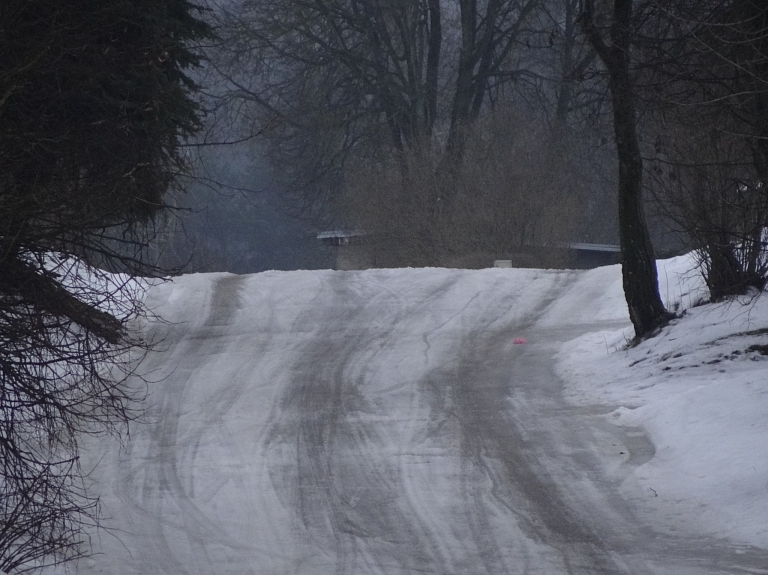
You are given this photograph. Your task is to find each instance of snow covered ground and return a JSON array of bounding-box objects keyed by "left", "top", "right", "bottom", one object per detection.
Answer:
[
  {"left": 48, "top": 255, "right": 768, "bottom": 574},
  {"left": 556, "top": 254, "right": 768, "bottom": 550}
]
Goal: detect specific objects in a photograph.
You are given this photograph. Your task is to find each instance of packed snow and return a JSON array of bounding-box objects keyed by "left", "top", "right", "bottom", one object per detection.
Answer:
[{"left": 45, "top": 254, "right": 768, "bottom": 574}]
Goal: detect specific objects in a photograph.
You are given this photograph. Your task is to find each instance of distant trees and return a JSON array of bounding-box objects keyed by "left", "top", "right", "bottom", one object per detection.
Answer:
[
  {"left": 0, "top": 0, "right": 211, "bottom": 570},
  {"left": 212, "top": 0, "right": 605, "bottom": 260},
  {"left": 216, "top": 0, "right": 544, "bottom": 153},
  {"left": 341, "top": 106, "right": 586, "bottom": 267}
]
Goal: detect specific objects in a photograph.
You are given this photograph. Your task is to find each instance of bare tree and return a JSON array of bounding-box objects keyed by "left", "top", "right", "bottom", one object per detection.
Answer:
[
  {"left": 648, "top": 122, "right": 768, "bottom": 300},
  {"left": 0, "top": 257, "right": 151, "bottom": 573},
  {"left": 210, "top": 0, "right": 623, "bottom": 267},
  {"left": 443, "top": 0, "right": 543, "bottom": 158},
  {"left": 212, "top": 0, "right": 549, "bottom": 210}
]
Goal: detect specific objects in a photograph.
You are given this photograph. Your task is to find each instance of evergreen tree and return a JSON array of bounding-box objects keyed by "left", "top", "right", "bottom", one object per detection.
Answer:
[{"left": 0, "top": 0, "right": 212, "bottom": 571}]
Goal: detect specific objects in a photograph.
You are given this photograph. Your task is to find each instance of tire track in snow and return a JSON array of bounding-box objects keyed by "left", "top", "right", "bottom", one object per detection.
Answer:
[
  {"left": 74, "top": 267, "right": 768, "bottom": 575},
  {"left": 450, "top": 335, "right": 620, "bottom": 575},
  {"left": 447, "top": 272, "right": 768, "bottom": 575},
  {"left": 268, "top": 272, "right": 469, "bottom": 574},
  {"left": 115, "top": 274, "right": 257, "bottom": 574},
  {"left": 405, "top": 269, "right": 599, "bottom": 575},
  {"left": 268, "top": 269, "right": 581, "bottom": 574},
  {"left": 447, "top": 271, "right": 622, "bottom": 575},
  {"left": 107, "top": 277, "right": 221, "bottom": 575}
]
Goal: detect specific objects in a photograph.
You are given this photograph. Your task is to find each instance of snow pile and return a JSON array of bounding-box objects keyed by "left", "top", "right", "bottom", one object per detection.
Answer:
[{"left": 556, "top": 254, "right": 768, "bottom": 547}]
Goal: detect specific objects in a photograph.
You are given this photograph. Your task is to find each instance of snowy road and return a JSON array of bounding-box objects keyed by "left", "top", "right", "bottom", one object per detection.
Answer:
[{"left": 73, "top": 268, "right": 768, "bottom": 574}]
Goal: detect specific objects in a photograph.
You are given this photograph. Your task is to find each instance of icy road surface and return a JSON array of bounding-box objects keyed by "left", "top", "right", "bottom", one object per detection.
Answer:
[{"left": 75, "top": 268, "right": 768, "bottom": 574}]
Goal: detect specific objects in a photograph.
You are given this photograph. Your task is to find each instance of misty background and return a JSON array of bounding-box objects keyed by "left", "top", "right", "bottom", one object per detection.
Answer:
[{"left": 154, "top": 0, "right": 693, "bottom": 275}]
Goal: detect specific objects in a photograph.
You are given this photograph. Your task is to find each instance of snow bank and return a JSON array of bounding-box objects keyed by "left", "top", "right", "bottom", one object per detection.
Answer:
[{"left": 556, "top": 254, "right": 768, "bottom": 547}]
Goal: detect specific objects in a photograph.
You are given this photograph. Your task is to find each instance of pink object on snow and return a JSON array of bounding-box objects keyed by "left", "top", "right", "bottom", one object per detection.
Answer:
[{"left": 513, "top": 338, "right": 527, "bottom": 344}]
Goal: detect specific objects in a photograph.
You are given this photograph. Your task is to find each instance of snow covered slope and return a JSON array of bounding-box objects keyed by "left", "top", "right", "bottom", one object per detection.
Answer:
[
  {"left": 53, "top": 260, "right": 768, "bottom": 574},
  {"left": 557, "top": 254, "right": 768, "bottom": 550}
]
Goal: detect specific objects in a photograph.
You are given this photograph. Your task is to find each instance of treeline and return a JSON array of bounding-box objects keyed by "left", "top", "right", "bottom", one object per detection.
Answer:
[{"left": 209, "top": 0, "right": 768, "bottom": 336}]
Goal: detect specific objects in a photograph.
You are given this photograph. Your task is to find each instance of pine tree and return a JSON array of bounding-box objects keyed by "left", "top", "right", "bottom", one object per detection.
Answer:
[{"left": 0, "top": 1, "right": 212, "bottom": 571}]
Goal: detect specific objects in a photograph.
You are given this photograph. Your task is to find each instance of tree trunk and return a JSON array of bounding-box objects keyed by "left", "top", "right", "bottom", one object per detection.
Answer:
[
  {"left": 425, "top": 0, "right": 442, "bottom": 135},
  {"left": 582, "top": 0, "right": 672, "bottom": 338}
]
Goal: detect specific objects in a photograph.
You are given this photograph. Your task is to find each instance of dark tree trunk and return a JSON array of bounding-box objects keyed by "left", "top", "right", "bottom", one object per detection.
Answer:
[
  {"left": 555, "top": 0, "right": 578, "bottom": 127},
  {"left": 425, "top": 0, "right": 442, "bottom": 135},
  {"left": 582, "top": 0, "right": 672, "bottom": 338},
  {"left": 609, "top": 53, "right": 672, "bottom": 335},
  {"left": 445, "top": 0, "right": 478, "bottom": 163}
]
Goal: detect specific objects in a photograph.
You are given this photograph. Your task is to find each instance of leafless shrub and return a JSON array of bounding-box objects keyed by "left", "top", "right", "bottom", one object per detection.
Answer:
[
  {"left": 648, "top": 121, "right": 768, "bottom": 301},
  {"left": 341, "top": 108, "right": 585, "bottom": 268}
]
